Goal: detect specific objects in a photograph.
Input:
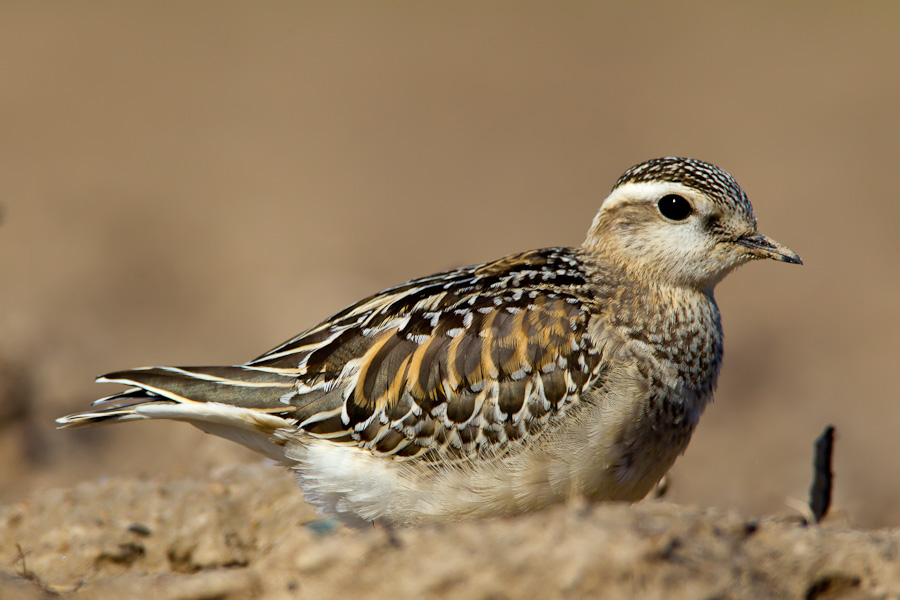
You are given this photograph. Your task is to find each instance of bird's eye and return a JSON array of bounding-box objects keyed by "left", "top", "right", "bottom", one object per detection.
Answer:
[{"left": 657, "top": 195, "right": 692, "bottom": 221}]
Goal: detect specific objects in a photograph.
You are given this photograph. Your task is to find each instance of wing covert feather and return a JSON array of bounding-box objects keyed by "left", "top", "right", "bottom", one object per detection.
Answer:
[{"left": 250, "top": 248, "right": 608, "bottom": 461}]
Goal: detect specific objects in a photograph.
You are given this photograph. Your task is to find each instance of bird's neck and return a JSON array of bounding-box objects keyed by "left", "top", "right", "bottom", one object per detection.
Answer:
[{"left": 581, "top": 253, "right": 724, "bottom": 401}]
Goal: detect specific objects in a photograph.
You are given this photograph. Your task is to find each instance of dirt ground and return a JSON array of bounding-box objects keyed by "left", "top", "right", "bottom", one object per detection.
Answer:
[
  {"left": 2, "top": 3, "right": 900, "bottom": 598},
  {"left": 3, "top": 464, "right": 899, "bottom": 600}
]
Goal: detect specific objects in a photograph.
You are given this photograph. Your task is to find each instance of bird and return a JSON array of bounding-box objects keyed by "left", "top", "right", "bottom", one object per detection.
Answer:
[{"left": 58, "top": 157, "right": 801, "bottom": 526}]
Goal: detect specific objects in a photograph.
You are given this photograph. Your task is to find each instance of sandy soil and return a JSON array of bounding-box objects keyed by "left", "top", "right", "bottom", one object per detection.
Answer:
[
  {"left": 2, "top": 3, "right": 900, "bottom": 598},
  {"left": 3, "top": 465, "right": 899, "bottom": 600}
]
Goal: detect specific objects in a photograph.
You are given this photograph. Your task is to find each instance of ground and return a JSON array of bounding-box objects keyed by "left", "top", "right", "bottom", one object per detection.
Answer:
[{"left": 3, "top": 465, "right": 899, "bottom": 600}]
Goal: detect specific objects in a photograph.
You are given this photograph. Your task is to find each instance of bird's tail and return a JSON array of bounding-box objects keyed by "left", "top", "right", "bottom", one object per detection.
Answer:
[{"left": 57, "top": 365, "right": 302, "bottom": 460}]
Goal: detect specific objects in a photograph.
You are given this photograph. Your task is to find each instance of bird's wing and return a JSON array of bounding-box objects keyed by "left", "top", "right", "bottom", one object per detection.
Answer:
[
  {"left": 59, "top": 248, "right": 609, "bottom": 463},
  {"left": 254, "top": 247, "right": 609, "bottom": 461}
]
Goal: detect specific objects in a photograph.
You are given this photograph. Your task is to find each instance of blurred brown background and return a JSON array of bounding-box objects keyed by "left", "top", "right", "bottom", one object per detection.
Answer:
[{"left": 1, "top": 3, "right": 898, "bottom": 528}]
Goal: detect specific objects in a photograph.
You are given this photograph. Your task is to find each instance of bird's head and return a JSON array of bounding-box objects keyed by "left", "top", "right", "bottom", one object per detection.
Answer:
[{"left": 584, "top": 157, "right": 801, "bottom": 291}]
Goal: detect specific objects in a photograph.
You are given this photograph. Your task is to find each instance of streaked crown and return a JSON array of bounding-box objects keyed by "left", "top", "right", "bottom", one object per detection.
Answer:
[{"left": 613, "top": 157, "right": 756, "bottom": 225}]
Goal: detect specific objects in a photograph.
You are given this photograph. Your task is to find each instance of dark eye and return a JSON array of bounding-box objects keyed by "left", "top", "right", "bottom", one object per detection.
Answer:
[{"left": 657, "top": 195, "right": 692, "bottom": 221}]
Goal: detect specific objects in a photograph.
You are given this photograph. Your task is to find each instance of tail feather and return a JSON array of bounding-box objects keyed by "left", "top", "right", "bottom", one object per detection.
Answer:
[
  {"left": 57, "top": 365, "right": 303, "bottom": 461},
  {"left": 56, "top": 397, "right": 165, "bottom": 427},
  {"left": 91, "top": 387, "right": 148, "bottom": 406},
  {"left": 97, "top": 365, "right": 298, "bottom": 407},
  {"left": 57, "top": 365, "right": 300, "bottom": 428}
]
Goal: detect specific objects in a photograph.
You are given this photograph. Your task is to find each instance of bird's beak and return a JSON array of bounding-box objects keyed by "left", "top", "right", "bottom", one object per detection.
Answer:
[{"left": 734, "top": 232, "right": 802, "bottom": 265}]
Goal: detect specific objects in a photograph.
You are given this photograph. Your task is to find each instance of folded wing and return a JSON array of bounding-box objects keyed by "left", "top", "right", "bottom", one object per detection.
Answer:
[{"left": 59, "top": 248, "right": 608, "bottom": 464}]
